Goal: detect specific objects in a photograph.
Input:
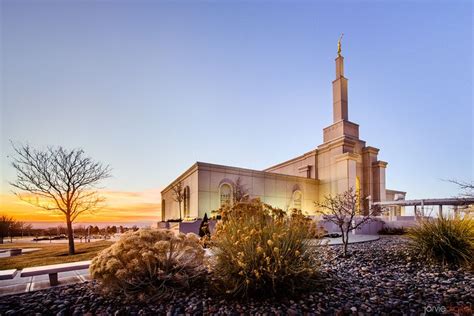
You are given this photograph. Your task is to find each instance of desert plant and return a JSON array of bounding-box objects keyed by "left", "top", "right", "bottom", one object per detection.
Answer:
[
  {"left": 90, "top": 229, "right": 206, "bottom": 298},
  {"left": 408, "top": 215, "right": 474, "bottom": 267},
  {"left": 210, "top": 199, "right": 324, "bottom": 298}
]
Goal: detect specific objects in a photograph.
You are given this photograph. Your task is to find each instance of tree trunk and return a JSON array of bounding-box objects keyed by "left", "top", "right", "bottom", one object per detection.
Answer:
[
  {"left": 343, "top": 230, "right": 350, "bottom": 257},
  {"left": 339, "top": 225, "right": 347, "bottom": 257},
  {"left": 66, "top": 215, "right": 75, "bottom": 255}
]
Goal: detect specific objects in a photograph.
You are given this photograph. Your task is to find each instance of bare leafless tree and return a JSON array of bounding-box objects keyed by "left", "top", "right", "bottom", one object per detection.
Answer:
[
  {"left": 0, "top": 215, "right": 14, "bottom": 244},
  {"left": 233, "top": 177, "right": 249, "bottom": 203},
  {"left": 10, "top": 143, "right": 111, "bottom": 255},
  {"left": 448, "top": 179, "right": 474, "bottom": 198},
  {"left": 315, "top": 188, "right": 382, "bottom": 257},
  {"left": 172, "top": 181, "right": 185, "bottom": 221}
]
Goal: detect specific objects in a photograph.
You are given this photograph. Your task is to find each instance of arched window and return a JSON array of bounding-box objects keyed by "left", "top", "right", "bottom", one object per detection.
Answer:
[
  {"left": 219, "top": 183, "right": 233, "bottom": 206},
  {"left": 292, "top": 190, "right": 302, "bottom": 210},
  {"left": 183, "top": 186, "right": 191, "bottom": 217}
]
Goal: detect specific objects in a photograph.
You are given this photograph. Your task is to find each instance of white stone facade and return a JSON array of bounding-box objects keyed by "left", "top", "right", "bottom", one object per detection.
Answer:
[
  {"left": 161, "top": 162, "right": 319, "bottom": 220},
  {"left": 160, "top": 53, "right": 405, "bottom": 220}
]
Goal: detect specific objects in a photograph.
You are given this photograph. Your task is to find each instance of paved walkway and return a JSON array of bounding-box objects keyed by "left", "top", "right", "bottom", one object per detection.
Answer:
[
  {"left": 0, "top": 269, "right": 90, "bottom": 297},
  {"left": 322, "top": 234, "right": 379, "bottom": 245}
]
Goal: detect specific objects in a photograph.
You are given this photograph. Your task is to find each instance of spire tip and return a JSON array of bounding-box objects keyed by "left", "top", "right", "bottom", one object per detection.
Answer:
[{"left": 337, "top": 33, "right": 344, "bottom": 57}]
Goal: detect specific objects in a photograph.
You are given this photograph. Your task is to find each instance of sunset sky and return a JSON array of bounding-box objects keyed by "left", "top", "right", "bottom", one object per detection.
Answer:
[
  {"left": 0, "top": 189, "right": 161, "bottom": 227},
  {"left": 1, "top": 1, "right": 472, "bottom": 226}
]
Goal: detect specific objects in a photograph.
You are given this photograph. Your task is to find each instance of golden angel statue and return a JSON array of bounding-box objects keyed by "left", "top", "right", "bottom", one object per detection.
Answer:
[{"left": 337, "top": 33, "right": 344, "bottom": 57}]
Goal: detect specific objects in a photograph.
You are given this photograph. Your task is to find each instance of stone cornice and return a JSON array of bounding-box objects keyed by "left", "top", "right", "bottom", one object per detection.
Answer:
[
  {"left": 161, "top": 163, "right": 199, "bottom": 194},
  {"left": 163, "top": 161, "right": 320, "bottom": 194},
  {"left": 317, "top": 136, "right": 357, "bottom": 153},
  {"left": 335, "top": 152, "right": 362, "bottom": 163},
  {"left": 198, "top": 162, "right": 319, "bottom": 184},
  {"left": 264, "top": 149, "right": 317, "bottom": 171},
  {"left": 362, "top": 146, "right": 380, "bottom": 155},
  {"left": 372, "top": 160, "right": 388, "bottom": 168},
  {"left": 386, "top": 189, "right": 407, "bottom": 195},
  {"left": 322, "top": 120, "right": 359, "bottom": 132}
]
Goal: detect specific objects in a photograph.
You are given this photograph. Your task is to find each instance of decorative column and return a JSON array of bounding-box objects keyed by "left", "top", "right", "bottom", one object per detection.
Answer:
[
  {"left": 361, "top": 147, "right": 379, "bottom": 208},
  {"left": 372, "top": 161, "right": 387, "bottom": 202}
]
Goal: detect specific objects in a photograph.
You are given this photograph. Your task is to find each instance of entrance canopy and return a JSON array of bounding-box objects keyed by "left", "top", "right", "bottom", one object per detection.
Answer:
[
  {"left": 374, "top": 197, "right": 474, "bottom": 207},
  {"left": 374, "top": 197, "right": 474, "bottom": 217}
]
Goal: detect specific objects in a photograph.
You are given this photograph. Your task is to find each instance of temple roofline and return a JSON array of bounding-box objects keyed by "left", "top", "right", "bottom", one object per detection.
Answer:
[
  {"left": 263, "top": 149, "right": 317, "bottom": 172},
  {"left": 161, "top": 161, "right": 319, "bottom": 194}
]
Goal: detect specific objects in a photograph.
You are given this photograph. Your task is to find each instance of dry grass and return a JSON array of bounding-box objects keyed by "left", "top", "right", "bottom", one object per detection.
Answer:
[{"left": 0, "top": 241, "right": 113, "bottom": 270}]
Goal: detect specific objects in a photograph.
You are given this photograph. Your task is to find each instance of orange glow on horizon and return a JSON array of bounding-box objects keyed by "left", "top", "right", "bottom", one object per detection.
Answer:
[{"left": 0, "top": 189, "right": 161, "bottom": 226}]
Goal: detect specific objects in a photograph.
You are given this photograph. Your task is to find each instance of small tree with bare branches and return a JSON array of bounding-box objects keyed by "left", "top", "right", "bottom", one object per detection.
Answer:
[
  {"left": 448, "top": 180, "right": 474, "bottom": 198},
  {"left": 233, "top": 177, "right": 249, "bottom": 203},
  {"left": 0, "top": 215, "right": 14, "bottom": 244},
  {"left": 172, "top": 181, "right": 185, "bottom": 221},
  {"left": 10, "top": 143, "right": 111, "bottom": 255},
  {"left": 315, "top": 188, "right": 382, "bottom": 257}
]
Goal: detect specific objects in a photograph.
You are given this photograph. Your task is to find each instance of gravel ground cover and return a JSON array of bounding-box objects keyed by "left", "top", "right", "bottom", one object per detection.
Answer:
[{"left": 0, "top": 236, "right": 472, "bottom": 315}]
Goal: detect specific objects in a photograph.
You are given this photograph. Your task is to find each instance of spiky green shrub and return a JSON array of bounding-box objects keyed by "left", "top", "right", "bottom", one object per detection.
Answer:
[
  {"left": 210, "top": 199, "right": 324, "bottom": 298},
  {"left": 408, "top": 216, "right": 474, "bottom": 267},
  {"left": 90, "top": 229, "right": 206, "bottom": 298}
]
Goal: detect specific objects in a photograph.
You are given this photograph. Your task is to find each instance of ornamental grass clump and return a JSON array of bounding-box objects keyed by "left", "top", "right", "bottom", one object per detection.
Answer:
[
  {"left": 211, "top": 199, "right": 324, "bottom": 298},
  {"left": 90, "top": 229, "right": 206, "bottom": 298},
  {"left": 408, "top": 215, "right": 474, "bottom": 268}
]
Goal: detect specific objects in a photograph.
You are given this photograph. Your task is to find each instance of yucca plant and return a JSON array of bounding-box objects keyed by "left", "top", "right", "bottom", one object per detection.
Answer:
[
  {"left": 210, "top": 199, "right": 324, "bottom": 298},
  {"left": 408, "top": 215, "right": 474, "bottom": 268}
]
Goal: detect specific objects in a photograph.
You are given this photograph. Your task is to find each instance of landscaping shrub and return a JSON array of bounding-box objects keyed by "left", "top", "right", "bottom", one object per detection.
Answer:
[
  {"left": 378, "top": 226, "right": 406, "bottom": 235},
  {"left": 199, "top": 213, "right": 210, "bottom": 238},
  {"left": 90, "top": 229, "right": 206, "bottom": 298},
  {"left": 408, "top": 216, "right": 474, "bottom": 268},
  {"left": 210, "top": 199, "right": 324, "bottom": 298}
]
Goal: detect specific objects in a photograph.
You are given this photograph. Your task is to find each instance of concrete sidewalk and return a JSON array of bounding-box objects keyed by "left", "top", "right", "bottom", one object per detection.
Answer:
[
  {"left": 0, "top": 269, "right": 90, "bottom": 297},
  {"left": 323, "top": 234, "right": 379, "bottom": 245}
]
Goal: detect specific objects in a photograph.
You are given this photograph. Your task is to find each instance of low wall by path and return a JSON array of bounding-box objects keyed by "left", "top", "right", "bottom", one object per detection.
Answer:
[
  {"left": 177, "top": 216, "right": 419, "bottom": 236},
  {"left": 355, "top": 219, "right": 384, "bottom": 235},
  {"left": 384, "top": 220, "right": 418, "bottom": 229},
  {"left": 157, "top": 221, "right": 170, "bottom": 229},
  {"left": 179, "top": 220, "right": 203, "bottom": 235},
  {"left": 318, "top": 218, "right": 384, "bottom": 235},
  {"left": 317, "top": 216, "right": 419, "bottom": 235}
]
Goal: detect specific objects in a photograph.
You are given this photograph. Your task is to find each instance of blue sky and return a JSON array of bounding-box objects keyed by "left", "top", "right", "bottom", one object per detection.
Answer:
[{"left": 1, "top": 0, "right": 472, "bottom": 204}]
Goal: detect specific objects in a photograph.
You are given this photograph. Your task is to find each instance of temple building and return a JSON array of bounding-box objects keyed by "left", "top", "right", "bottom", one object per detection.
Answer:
[{"left": 161, "top": 47, "right": 406, "bottom": 221}]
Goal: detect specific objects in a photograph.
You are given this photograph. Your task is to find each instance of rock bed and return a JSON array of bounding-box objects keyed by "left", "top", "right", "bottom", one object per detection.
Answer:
[{"left": 1, "top": 236, "right": 472, "bottom": 315}]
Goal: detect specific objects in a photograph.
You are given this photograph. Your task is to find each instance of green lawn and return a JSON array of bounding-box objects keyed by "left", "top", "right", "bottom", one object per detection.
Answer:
[{"left": 0, "top": 241, "right": 113, "bottom": 270}]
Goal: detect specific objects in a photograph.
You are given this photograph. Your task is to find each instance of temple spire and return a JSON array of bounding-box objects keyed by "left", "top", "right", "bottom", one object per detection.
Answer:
[{"left": 332, "top": 35, "right": 348, "bottom": 122}]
